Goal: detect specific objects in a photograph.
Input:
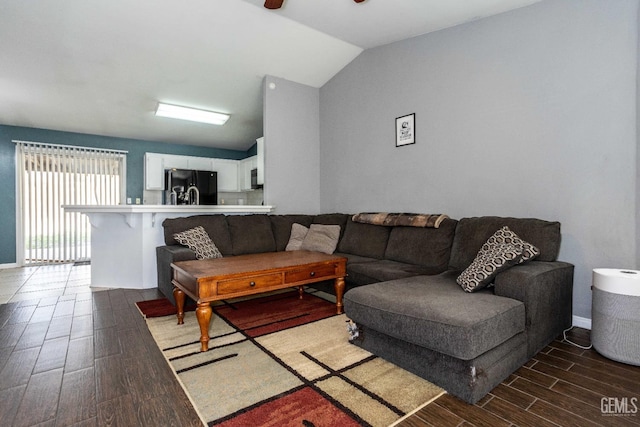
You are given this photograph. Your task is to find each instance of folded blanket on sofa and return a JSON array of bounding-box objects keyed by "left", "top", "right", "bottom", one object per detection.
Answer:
[{"left": 352, "top": 212, "right": 449, "bottom": 228}]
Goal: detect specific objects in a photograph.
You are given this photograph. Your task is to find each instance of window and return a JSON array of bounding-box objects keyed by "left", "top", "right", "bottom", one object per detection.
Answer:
[{"left": 15, "top": 141, "right": 127, "bottom": 264}]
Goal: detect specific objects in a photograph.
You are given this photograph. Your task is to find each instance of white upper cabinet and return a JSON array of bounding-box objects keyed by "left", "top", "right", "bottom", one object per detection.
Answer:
[
  {"left": 212, "top": 158, "right": 239, "bottom": 192},
  {"left": 187, "top": 156, "right": 213, "bottom": 171},
  {"left": 144, "top": 153, "right": 165, "bottom": 190},
  {"left": 163, "top": 155, "right": 189, "bottom": 170},
  {"left": 239, "top": 156, "right": 258, "bottom": 191}
]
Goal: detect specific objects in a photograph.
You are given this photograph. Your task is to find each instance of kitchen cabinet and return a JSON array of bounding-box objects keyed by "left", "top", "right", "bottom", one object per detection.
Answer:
[
  {"left": 144, "top": 153, "right": 165, "bottom": 190},
  {"left": 163, "top": 155, "right": 189, "bottom": 170},
  {"left": 145, "top": 152, "right": 247, "bottom": 193},
  {"left": 188, "top": 156, "right": 213, "bottom": 171},
  {"left": 239, "top": 156, "right": 258, "bottom": 191},
  {"left": 160, "top": 154, "right": 213, "bottom": 171},
  {"left": 212, "top": 158, "right": 239, "bottom": 192}
]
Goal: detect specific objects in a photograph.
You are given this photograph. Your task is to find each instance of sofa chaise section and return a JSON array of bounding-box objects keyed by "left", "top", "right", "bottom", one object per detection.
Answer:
[{"left": 343, "top": 216, "right": 573, "bottom": 403}]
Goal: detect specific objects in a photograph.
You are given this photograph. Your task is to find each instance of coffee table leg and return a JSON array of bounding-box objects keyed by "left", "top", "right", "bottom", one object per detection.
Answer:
[
  {"left": 196, "top": 302, "right": 212, "bottom": 352},
  {"left": 173, "top": 287, "right": 185, "bottom": 325},
  {"left": 334, "top": 277, "right": 345, "bottom": 314}
]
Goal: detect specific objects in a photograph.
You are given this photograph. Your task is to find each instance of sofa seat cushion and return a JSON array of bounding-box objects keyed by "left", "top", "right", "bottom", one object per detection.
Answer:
[
  {"left": 344, "top": 272, "right": 525, "bottom": 360},
  {"left": 334, "top": 252, "right": 377, "bottom": 265},
  {"left": 347, "top": 260, "right": 442, "bottom": 284}
]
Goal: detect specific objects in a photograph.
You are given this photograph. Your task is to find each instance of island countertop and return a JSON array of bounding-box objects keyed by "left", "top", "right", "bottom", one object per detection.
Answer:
[
  {"left": 61, "top": 204, "right": 275, "bottom": 290},
  {"left": 62, "top": 204, "right": 274, "bottom": 214}
]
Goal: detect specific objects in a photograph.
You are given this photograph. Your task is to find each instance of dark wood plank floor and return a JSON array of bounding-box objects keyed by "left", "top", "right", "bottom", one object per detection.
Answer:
[
  {"left": 398, "top": 327, "right": 640, "bottom": 427},
  {"left": 0, "top": 287, "right": 203, "bottom": 427},
  {"left": 1, "top": 275, "right": 639, "bottom": 426}
]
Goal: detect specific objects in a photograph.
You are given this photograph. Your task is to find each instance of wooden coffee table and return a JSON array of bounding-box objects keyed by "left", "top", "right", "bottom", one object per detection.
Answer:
[{"left": 171, "top": 250, "right": 347, "bottom": 351}]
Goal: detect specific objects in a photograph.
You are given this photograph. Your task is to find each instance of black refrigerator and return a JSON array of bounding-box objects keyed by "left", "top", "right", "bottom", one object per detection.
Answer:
[
  {"left": 165, "top": 169, "right": 217, "bottom": 205},
  {"left": 194, "top": 170, "right": 217, "bottom": 205}
]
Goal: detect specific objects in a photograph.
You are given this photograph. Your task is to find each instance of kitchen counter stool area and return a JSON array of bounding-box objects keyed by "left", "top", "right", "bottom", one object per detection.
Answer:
[{"left": 61, "top": 204, "right": 274, "bottom": 291}]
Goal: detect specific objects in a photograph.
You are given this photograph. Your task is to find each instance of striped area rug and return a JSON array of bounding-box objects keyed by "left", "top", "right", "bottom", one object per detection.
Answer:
[{"left": 142, "top": 289, "right": 445, "bottom": 426}]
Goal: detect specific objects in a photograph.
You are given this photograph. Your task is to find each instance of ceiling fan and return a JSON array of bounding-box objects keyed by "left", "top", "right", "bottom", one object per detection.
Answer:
[{"left": 264, "top": 0, "right": 366, "bottom": 10}]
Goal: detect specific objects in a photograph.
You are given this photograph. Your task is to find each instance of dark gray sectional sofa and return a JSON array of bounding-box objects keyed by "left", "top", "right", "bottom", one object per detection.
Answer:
[{"left": 156, "top": 213, "right": 574, "bottom": 404}]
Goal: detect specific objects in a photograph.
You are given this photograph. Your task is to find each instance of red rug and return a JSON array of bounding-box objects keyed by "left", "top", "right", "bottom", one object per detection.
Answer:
[
  {"left": 135, "top": 298, "right": 195, "bottom": 317},
  {"left": 215, "top": 386, "right": 361, "bottom": 427},
  {"left": 135, "top": 291, "right": 332, "bottom": 327},
  {"left": 215, "top": 291, "right": 337, "bottom": 337}
]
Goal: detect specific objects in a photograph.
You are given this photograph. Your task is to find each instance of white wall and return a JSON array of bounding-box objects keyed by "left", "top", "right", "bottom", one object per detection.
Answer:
[
  {"left": 319, "top": 0, "right": 639, "bottom": 319},
  {"left": 263, "top": 76, "right": 321, "bottom": 214}
]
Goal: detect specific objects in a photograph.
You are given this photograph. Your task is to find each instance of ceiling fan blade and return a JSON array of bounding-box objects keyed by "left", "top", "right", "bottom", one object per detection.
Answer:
[
  {"left": 264, "top": 0, "right": 284, "bottom": 9},
  {"left": 354, "top": 0, "right": 366, "bottom": 3}
]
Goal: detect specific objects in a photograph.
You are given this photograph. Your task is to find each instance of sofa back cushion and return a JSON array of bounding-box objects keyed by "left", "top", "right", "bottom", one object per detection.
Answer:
[
  {"left": 449, "top": 216, "right": 561, "bottom": 271},
  {"left": 384, "top": 218, "right": 457, "bottom": 272},
  {"left": 227, "top": 215, "right": 277, "bottom": 255},
  {"left": 337, "top": 219, "right": 391, "bottom": 259},
  {"left": 312, "top": 213, "right": 350, "bottom": 240},
  {"left": 162, "top": 215, "right": 233, "bottom": 256},
  {"left": 269, "top": 215, "right": 315, "bottom": 251}
]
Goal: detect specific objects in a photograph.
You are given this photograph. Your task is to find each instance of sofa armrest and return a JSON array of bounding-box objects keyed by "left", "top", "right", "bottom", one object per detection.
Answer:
[
  {"left": 494, "top": 261, "right": 574, "bottom": 357},
  {"left": 156, "top": 245, "right": 197, "bottom": 305}
]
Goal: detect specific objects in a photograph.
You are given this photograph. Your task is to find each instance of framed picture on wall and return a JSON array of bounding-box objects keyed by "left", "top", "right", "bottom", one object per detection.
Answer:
[{"left": 395, "top": 113, "right": 415, "bottom": 147}]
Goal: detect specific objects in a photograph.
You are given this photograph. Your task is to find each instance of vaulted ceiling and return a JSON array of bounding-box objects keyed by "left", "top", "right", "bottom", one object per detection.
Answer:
[{"left": 0, "top": 0, "right": 542, "bottom": 150}]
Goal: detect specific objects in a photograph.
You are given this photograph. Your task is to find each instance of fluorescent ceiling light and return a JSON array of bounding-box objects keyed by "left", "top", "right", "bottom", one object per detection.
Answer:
[{"left": 155, "top": 103, "right": 230, "bottom": 125}]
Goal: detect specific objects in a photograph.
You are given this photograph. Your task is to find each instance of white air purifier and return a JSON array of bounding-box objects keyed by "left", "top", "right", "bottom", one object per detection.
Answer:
[{"left": 591, "top": 268, "right": 640, "bottom": 366}]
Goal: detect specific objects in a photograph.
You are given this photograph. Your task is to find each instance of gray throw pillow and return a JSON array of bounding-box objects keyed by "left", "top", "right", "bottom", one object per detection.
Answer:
[
  {"left": 285, "top": 223, "right": 309, "bottom": 251},
  {"left": 300, "top": 224, "right": 341, "bottom": 254},
  {"left": 173, "top": 226, "right": 223, "bottom": 260}
]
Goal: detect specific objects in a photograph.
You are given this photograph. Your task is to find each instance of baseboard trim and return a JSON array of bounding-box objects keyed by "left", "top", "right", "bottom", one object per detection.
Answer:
[
  {"left": 572, "top": 315, "right": 592, "bottom": 330},
  {"left": 0, "top": 263, "right": 18, "bottom": 269}
]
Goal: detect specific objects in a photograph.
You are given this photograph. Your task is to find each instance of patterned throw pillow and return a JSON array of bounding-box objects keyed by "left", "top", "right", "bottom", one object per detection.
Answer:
[
  {"left": 457, "top": 241, "right": 523, "bottom": 293},
  {"left": 483, "top": 226, "right": 540, "bottom": 264},
  {"left": 173, "top": 226, "right": 223, "bottom": 260}
]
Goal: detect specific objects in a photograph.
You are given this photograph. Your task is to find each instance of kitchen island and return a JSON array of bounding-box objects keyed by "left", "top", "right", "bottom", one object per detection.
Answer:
[{"left": 62, "top": 204, "right": 274, "bottom": 289}]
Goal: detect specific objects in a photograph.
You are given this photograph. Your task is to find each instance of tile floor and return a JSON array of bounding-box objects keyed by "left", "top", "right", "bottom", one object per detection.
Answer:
[{"left": 0, "top": 263, "right": 99, "bottom": 304}]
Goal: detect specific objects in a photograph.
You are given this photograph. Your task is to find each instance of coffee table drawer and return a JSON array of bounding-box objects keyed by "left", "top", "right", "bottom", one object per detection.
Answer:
[
  {"left": 217, "top": 273, "right": 283, "bottom": 295},
  {"left": 285, "top": 264, "right": 337, "bottom": 283}
]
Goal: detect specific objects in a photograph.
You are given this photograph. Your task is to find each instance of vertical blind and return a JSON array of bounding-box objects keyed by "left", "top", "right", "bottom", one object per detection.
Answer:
[{"left": 15, "top": 141, "right": 127, "bottom": 264}]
